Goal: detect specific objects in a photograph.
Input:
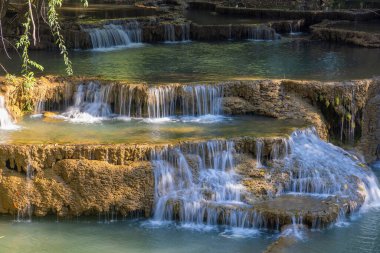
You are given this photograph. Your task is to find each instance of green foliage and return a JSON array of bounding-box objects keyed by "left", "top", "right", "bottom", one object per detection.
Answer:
[
  {"left": 16, "top": 13, "right": 44, "bottom": 89},
  {"left": 47, "top": 0, "right": 73, "bottom": 75},
  {"left": 5, "top": 73, "right": 17, "bottom": 84},
  {"left": 17, "top": 0, "right": 88, "bottom": 89},
  {"left": 334, "top": 96, "right": 340, "bottom": 106},
  {"left": 346, "top": 112, "right": 352, "bottom": 121}
]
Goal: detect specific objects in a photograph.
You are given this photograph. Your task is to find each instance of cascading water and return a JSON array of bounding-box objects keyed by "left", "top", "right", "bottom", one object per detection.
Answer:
[
  {"left": 256, "top": 139, "right": 263, "bottom": 168},
  {"left": 181, "top": 85, "right": 222, "bottom": 116},
  {"left": 59, "top": 83, "right": 223, "bottom": 122},
  {"left": 61, "top": 82, "right": 113, "bottom": 123},
  {"left": 149, "top": 128, "right": 380, "bottom": 233},
  {"left": 288, "top": 20, "right": 303, "bottom": 35},
  {"left": 164, "top": 24, "right": 175, "bottom": 42},
  {"left": 247, "top": 25, "right": 280, "bottom": 41},
  {"left": 147, "top": 85, "right": 223, "bottom": 119},
  {"left": 0, "top": 96, "right": 19, "bottom": 130},
  {"left": 281, "top": 128, "right": 380, "bottom": 209},
  {"left": 164, "top": 23, "right": 191, "bottom": 43},
  {"left": 17, "top": 164, "right": 33, "bottom": 222},
  {"left": 84, "top": 21, "right": 142, "bottom": 50},
  {"left": 151, "top": 140, "right": 254, "bottom": 229},
  {"left": 181, "top": 23, "right": 191, "bottom": 42},
  {"left": 147, "top": 86, "right": 177, "bottom": 119}
]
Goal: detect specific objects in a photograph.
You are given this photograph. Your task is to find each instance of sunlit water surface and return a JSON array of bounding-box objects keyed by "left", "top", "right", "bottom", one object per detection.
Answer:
[
  {"left": 1, "top": 41, "right": 380, "bottom": 82},
  {"left": 0, "top": 115, "right": 306, "bottom": 144}
]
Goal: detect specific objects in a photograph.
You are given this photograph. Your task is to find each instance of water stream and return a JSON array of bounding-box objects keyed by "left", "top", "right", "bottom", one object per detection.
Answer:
[
  {"left": 0, "top": 96, "right": 19, "bottom": 130},
  {"left": 42, "top": 82, "right": 223, "bottom": 123},
  {"left": 83, "top": 21, "right": 142, "bottom": 50}
]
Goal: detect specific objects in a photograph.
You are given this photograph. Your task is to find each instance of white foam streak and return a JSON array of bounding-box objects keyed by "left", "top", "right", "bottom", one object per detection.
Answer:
[{"left": 0, "top": 96, "right": 19, "bottom": 130}]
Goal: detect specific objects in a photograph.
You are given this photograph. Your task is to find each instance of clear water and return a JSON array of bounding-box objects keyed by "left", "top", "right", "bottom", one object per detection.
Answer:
[
  {"left": 0, "top": 115, "right": 306, "bottom": 144},
  {"left": 0, "top": 218, "right": 275, "bottom": 253},
  {"left": 2, "top": 41, "right": 380, "bottom": 82}
]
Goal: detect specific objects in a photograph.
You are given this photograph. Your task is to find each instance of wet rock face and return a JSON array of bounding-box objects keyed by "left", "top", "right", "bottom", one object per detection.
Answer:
[
  {"left": 281, "top": 79, "right": 376, "bottom": 148},
  {"left": 360, "top": 78, "right": 380, "bottom": 162},
  {"left": 254, "top": 195, "right": 341, "bottom": 229},
  {"left": 222, "top": 80, "right": 329, "bottom": 139},
  {"left": 311, "top": 20, "right": 380, "bottom": 48},
  {"left": 0, "top": 159, "right": 153, "bottom": 217}
]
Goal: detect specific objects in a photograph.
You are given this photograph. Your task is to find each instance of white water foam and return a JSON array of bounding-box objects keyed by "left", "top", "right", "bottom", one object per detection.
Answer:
[{"left": 0, "top": 96, "right": 19, "bottom": 130}]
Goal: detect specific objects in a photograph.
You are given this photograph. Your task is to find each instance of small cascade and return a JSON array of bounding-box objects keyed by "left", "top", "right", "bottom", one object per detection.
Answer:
[
  {"left": 61, "top": 82, "right": 113, "bottom": 122},
  {"left": 280, "top": 215, "right": 305, "bottom": 240},
  {"left": 59, "top": 83, "right": 223, "bottom": 122},
  {"left": 180, "top": 85, "right": 223, "bottom": 117},
  {"left": 0, "top": 96, "right": 19, "bottom": 130},
  {"left": 164, "top": 24, "right": 176, "bottom": 42},
  {"left": 147, "top": 85, "right": 223, "bottom": 119},
  {"left": 270, "top": 138, "right": 290, "bottom": 160},
  {"left": 147, "top": 86, "right": 177, "bottom": 119},
  {"left": 247, "top": 25, "right": 280, "bottom": 41},
  {"left": 180, "top": 23, "right": 191, "bottom": 42},
  {"left": 17, "top": 164, "right": 33, "bottom": 222},
  {"left": 288, "top": 20, "right": 302, "bottom": 35},
  {"left": 282, "top": 128, "right": 380, "bottom": 208},
  {"left": 152, "top": 140, "right": 254, "bottom": 228},
  {"left": 83, "top": 21, "right": 142, "bottom": 49},
  {"left": 256, "top": 139, "right": 264, "bottom": 168},
  {"left": 164, "top": 23, "right": 191, "bottom": 43},
  {"left": 34, "top": 99, "right": 45, "bottom": 115}
]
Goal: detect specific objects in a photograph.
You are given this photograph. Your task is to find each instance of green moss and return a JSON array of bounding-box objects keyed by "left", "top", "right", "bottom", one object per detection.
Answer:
[
  {"left": 346, "top": 112, "right": 352, "bottom": 121},
  {"left": 325, "top": 100, "right": 330, "bottom": 108},
  {"left": 335, "top": 96, "right": 340, "bottom": 106}
]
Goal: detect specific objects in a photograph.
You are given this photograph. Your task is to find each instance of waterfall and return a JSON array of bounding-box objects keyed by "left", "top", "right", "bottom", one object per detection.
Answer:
[
  {"left": 34, "top": 99, "right": 45, "bottom": 115},
  {"left": 164, "top": 24, "right": 176, "bottom": 42},
  {"left": 147, "top": 86, "right": 177, "bottom": 119},
  {"left": 288, "top": 20, "right": 302, "bottom": 35},
  {"left": 84, "top": 21, "right": 142, "bottom": 50},
  {"left": 151, "top": 140, "right": 253, "bottom": 228},
  {"left": 247, "top": 25, "right": 280, "bottom": 41},
  {"left": 17, "top": 164, "right": 33, "bottom": 222},
  {"left": 0, "top": 96, "right": 19, "bottom": 130},
  {"left": 61, "top": 82, "right": 113, "bottom": 123},
  {"left": 59, "top": 83, "right": 223, "bottom": 122},
  {"left": 181, "top": 23, "right": 191, "bottom": 42},
  {"left": 256, "top": 139, "right": 263, "bottom": 168},
  {"left": 270, "top": 138, "right": 290, "bottom": 160},
  {"left": 282, "top": 128, "right": 380, "bottom": 207},
  {"left": 147, "top": 85, "right": 223, "bottom": 119},
  {"left": 181, "top": 85, "right": 223, "bottom": 116},
  {"left": 149, "top": 128, "right": 380, "bottom": 231},
  {"left": 164, "top": 23, "right": 191, "bottom": 43}
]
